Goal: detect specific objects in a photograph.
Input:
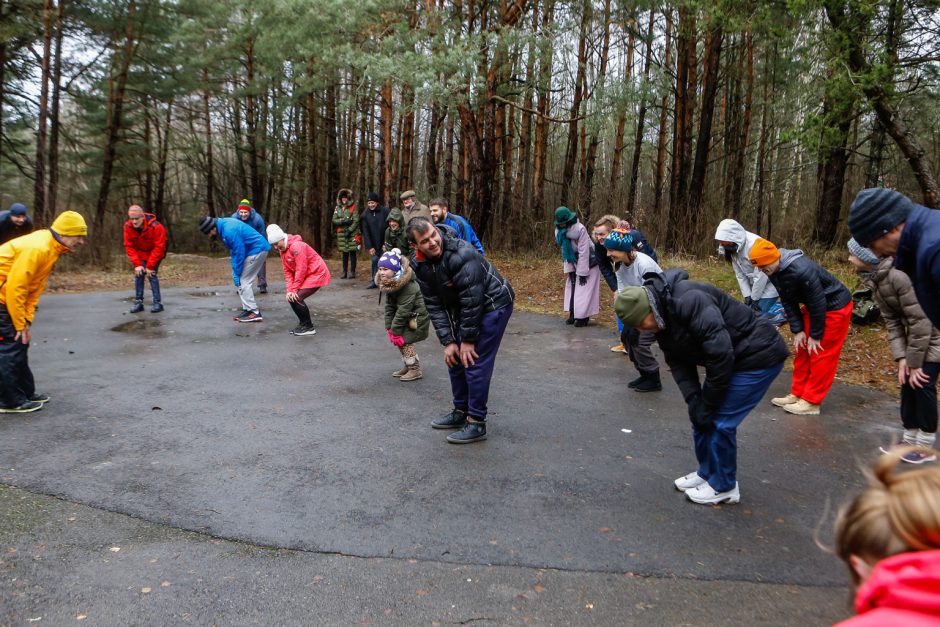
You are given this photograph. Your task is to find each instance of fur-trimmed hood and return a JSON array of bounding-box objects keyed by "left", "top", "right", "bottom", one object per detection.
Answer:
[
  {"left": 376, "top": 256, "right": 414, "bottom": 294},
  {"left": 336, "top": 188, "right": 355, "bottom": 206}
]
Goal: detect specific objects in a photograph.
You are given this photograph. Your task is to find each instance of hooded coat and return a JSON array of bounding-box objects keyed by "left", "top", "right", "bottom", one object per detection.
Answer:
[
  {"left": 332, "top": 188, "right": 360, "bottom": 253},
  {"left": 377, "top": 257, "right": 430, "bottom": 345},
  {"left": 714, "top": 219, "right": 779, "bottom": 301},
  {"left": 123, "top": 213, "right": 167, "bottom": 270},
  {"left": 384, "top": 208, "right": 409, "bottom": 253},
  {"left": 867, "top": 256, "right": 940, "bottom": 368},
  {"left": 279, "top": 234, "right": 331, "bottom": 292},
  {"left": 837, "top": 549, "right": 940, "bottom": 626},
  {"left": 769, "top": 249, "right": 852, "bottom": 339},
  {"left": 412, "top": 225, "right": 515, "bottom": 346},
  {"left": 229, "top": 207, "right": 266, "bottom": 236},
  {"left": 642, "top": 269, "right": 790, "bottom": 414},
  {"left": 895, "top": 204, "right": 940, "bottom": 329},
  {"left": 215, "top": 218, "right": 271, "bottom": 286},
  {"left": 0, "top": 230, "right": 70, "bottom": 331}
]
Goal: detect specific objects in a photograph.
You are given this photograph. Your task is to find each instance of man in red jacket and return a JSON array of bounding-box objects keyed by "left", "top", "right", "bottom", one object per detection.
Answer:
[{"left": 123, "top": 205, "right": 167, "bottom": 313}]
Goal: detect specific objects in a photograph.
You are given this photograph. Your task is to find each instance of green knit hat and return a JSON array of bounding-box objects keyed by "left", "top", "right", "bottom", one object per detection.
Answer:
[
  {"left": 614, "top": 287, "right": 652, "bottom": 327},
  {"left": 554, "top": 206, "right": 577, "bottom": 227}
]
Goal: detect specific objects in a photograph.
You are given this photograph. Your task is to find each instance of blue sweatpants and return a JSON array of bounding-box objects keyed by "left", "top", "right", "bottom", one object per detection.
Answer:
[
  {"left": 692, "top": 363, "right": 783, "bottom": 492},
  {"left": 449, "top": 304, "right": 513, "bottom": 421}
]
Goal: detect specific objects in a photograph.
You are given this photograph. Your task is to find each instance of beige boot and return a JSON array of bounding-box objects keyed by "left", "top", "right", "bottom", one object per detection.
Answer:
[
  {"left": 399, "top": 356, "right": 422, "bottom": 381},
  {"left": 771, "top": 393, "right": 800, "bottom": 407},
  {"left": 784, "top": 399, "right": 820, "bottom": 415},
  {"left": 392, "top": 360, "right": 409, "bottom": 377}
]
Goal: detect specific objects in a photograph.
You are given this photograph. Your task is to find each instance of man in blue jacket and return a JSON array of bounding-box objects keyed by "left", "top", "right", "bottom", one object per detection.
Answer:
[
  {"left": 199, "top": 216, "right": 271, "bottom": 323},
  {"left": 0, "top": 203, "right": 34, "bottom": 246},
  {"left": 849, "top": 188, "right": 940, "bottom": 329},
  {"left": 231, "top": 199, "right": 268, "bottom": 293},
  {"left": 428, "top": 197, "right": 485, "bottom": 256}
]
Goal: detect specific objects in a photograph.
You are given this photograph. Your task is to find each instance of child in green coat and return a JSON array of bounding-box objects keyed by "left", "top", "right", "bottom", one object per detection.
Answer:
[
  {"left": 384, "top": 207, "right": 409, "bottom": 253},
  {"left": 376, "top": 248, "right": 430, "bottom": 382}
]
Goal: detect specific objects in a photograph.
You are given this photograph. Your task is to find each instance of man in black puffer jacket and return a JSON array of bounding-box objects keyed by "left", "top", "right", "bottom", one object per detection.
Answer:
[
  {"left": 407, "top": 217, "right": 514, "bottom": 444},
  {"left": 615, "top": 269, "right": 789, "bottom": 505}
]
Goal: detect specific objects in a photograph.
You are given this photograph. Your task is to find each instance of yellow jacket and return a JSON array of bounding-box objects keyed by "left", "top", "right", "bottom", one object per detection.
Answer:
[{"left": 0, "top": 229, "right": 69, "bottom": 331}]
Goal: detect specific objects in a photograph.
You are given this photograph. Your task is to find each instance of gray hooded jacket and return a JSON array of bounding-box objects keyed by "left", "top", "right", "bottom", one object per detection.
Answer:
[{"left": 714, "top": 219, "right": 778, "bottom": 301}]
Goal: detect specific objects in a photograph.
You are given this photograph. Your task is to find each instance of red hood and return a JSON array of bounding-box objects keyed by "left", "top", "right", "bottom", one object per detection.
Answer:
[{"left": 851, "top": 549, "right": 940, "bottom": 622}]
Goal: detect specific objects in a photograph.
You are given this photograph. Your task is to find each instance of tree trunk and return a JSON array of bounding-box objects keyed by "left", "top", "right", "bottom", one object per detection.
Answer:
[
  {"left": 443, "top": 106, "right": 455, "bottom": 202},
  {"left": 626, "top": 9, "right": 655, "bottom": 217},
  {"left": 379, "top": 80, "right": 394, "bottom": 204},
  {"left": 154, "top": 99, "right": 173, "bottom": 222},
  {"left": 244, "top": 35, "right": 262, "bottom": 209},
  {"left": 34, "top": 0, "right": 54, "bottom": 224},
  {"left": 814, "top": 73, "right": 854, "bottom": 245},
  {"left": 559, "top": 0, "right": 590, "bottom": 204},
  {"left": 426, "top": 101, "right": 444, "bottom": 193},
  {"left": 203, "top": 67, "right": 217, "bottom": 217},
  {"left": 609, "top": 10, "right": 637, "bottom": 194},
  {"left": 581, "top": 0, "right": 611, "bottom": 220},
  {"left": 399, "top": 84, "right": 415, "bottom": 192},
  {"left": 325, "top": 83, "right": 340, "bottom": 202},
  {"left": 531, "top": 0, "right": 554, "bottom": 222},
  {"left": 47, "top": 0, "right": 65, "bottom": 216},
  {"left": 652, "top": 9, "right": 673, "bottom": 217}
]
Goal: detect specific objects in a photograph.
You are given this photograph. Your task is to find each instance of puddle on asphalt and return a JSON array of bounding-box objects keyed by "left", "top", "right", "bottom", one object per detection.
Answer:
[{"left": 110, "top": 319, "right": 167, "bottom": 338}]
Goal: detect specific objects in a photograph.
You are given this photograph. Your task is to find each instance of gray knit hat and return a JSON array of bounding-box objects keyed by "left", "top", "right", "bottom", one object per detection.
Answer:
[
  {"left": 848, "top": 188, "right": 913, "bottom": 247},
  {"left": 198, "top": 216, "right": 217, "bottom": 234},
  {"left": 847, "top": 238, "right": 880, "bottom": 266}
]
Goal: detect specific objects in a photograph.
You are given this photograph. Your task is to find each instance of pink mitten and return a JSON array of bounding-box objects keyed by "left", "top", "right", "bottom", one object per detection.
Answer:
[{"left": 390, "top": 333, "right": 406, "bottom": 348}]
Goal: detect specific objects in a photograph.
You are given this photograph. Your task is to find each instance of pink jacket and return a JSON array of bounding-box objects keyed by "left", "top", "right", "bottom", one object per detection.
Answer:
[
  {"left": 280, "top": 234, "right": 330, "bottom": 291},
  {"left": 836, "top": 549, "right": 940, "bottom": 626}
]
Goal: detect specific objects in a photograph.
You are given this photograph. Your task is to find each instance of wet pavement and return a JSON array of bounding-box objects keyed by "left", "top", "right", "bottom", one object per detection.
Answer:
[{"left": 0, "top": 279, "right": 898, "bottom": 623}]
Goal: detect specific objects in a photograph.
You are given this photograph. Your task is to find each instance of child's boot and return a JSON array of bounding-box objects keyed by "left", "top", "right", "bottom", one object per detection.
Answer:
[
  {"left": 392, "top": 359, "right": 409, "bottom": 378},
  {"left": 399, "top": 356, "right": 422, "bottom": 381}
]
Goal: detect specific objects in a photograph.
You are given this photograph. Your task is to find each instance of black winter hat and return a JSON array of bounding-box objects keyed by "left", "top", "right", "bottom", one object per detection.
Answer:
[
  {"left": 848, "top": 188, "right": 913, "bottom": 247},
  {"left": 198, "top": 216, "right": 217, "bottom": 234},
  {"left": 368, "top": 192, "right": 381, "bottom": 203}
]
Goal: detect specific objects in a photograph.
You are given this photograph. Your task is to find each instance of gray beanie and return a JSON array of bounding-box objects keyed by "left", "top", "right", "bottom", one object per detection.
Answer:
[
  {"left": 198, "top": 216, "right": 217, "bottom": 234},
  {"left": 847, "top": 238, "right": 880, "bottom": 266},
  {"left": 848, "top": 188, "right": 913, "bottom": 247}
]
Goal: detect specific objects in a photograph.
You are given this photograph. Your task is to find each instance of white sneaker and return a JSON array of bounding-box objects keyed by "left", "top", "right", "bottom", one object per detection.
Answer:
[
  {"left": 674, "top": 471, "right": 706, "bottom": 492},
  {"left": 686, "top": 482, "right": 740, "bottom": 505},
  {"left": 783, "top": 399, "right": 820, "bottom": 415}
]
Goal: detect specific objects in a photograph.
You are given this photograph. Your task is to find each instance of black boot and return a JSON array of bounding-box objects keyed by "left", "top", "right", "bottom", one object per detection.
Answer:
[
  {"left": 431, "top": 408, "right": 467, "bottom": 430},
  {"left": 129, "top": 300, "right": 144, "bottom": 314},
  {"left": 565, "top": 316, "right": 575, "bottom": 325},
  {"left": 447, "top": 419, "right": 487, "bottom": 444},
  {"left": 627, "top": 374, "right": 645, "bottom": 389},
  {"left": 633, "top": 370, "right": 662, "bottom": 393},
  {"left": 573, "top": 318, "right": 589, "bottom": 327}
]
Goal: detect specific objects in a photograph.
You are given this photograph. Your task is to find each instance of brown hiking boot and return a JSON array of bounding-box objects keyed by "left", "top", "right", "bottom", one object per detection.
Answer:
[
  {"left": 399, "top": 357, "right": 422, "bottom": 382},
  {"left": 392, "top": 364, "right": 409, "bottom": 377}
]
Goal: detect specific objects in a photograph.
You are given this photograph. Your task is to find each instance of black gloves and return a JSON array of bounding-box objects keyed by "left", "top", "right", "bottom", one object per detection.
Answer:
[
  {"left": 744, "top": 296, "right": 753, "bottom": 307},
  {"left": 578, "top": 275, "right": 587, "bottom": 286},
  {"left": 688, "top": 397, "right": 715, "bottom": 433},
  {"left": 341, "top": 218, "right": 353, "bottom": 227}
]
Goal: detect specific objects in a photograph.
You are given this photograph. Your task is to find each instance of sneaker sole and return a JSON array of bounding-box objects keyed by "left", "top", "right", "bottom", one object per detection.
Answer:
[
  {"left": 783, "top": 406, "right": 820, "bottom": 415},
  {"left": 632, "top": 387, "right": 662, "bottom": 393},
  {"left": 687, "top": 494, "right": 741, "bottom": 505},
  {"left": 235, "top": 318, "right": 263, "bottom": 323},
  {"left": 0, "top": 405, "right": 43, "bottom": 414},
  {"left": 446, "top": 434, "right": 487, "bottom": 444},
  {"left": 294, "top": 331, "right": 317, "bottom": 336},
  {"left": 771, "top": 398, "right": 798, "bottom": 407},
  {"left": 902, "top": 455, "right": 937, "bottom": 464},
  {"left": 431, "top": 422, "right": 466, "bottom": 430}
]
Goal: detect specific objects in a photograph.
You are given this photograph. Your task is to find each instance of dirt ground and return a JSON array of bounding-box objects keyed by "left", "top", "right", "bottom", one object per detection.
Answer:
[{"left": 47, "top": 249, "right": 898, "bottom": 394}]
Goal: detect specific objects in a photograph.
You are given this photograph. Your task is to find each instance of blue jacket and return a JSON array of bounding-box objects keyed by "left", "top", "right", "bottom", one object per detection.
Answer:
[
  {"left": 630, "top": 229, "right": 657, "bottom": 263},
  {"left": 896, "top": 204, "right": 940, "bottom": 329},
  {"left": 230, "top": 207, "right": 266, "bottom": 235},
  {"left": 216, "top": 218, "right": 271, "bottom": 286},
  {"left": 443, "top": 213, "right": 484, "bottom": 256}
]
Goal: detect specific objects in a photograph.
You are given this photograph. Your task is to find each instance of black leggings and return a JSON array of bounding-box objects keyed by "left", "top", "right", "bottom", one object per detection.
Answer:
[
  {"left": 288, "top": 287, "right": 321, "bottom": 326},
  {"left": 900, "top": 361, "right": 940, "bottom": 433},
  {"left": 342, "top": 252, "right": 357, "bottom": 275}
]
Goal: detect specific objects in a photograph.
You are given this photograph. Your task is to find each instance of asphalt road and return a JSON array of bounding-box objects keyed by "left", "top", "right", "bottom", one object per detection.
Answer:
[{"left": 1, "top": 277, "right": 897, "bottom": 624}]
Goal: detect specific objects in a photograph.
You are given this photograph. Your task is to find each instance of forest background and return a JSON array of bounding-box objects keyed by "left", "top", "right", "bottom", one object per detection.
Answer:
[{"left": 1, "top": 0, "right": 939, "bottom": 259}]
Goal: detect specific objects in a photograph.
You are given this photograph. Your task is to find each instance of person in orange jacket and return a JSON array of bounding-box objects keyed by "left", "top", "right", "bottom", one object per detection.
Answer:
[
  {"left": 123, "top": 205, "right": 167, "bottom": 313},
  {"left": 0, "top": 211, "right": 87, "bottom": 413}
]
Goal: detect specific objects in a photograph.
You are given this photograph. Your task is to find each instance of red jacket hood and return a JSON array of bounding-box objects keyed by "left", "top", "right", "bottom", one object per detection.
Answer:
[{"left": 838, "top": 549, "right": 940, "bottom": 626}]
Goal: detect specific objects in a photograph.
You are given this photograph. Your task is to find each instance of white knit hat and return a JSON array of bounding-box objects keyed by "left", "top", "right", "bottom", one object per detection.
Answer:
[{"left": 266, "top": 224, "right": 287, "bottom": 244}]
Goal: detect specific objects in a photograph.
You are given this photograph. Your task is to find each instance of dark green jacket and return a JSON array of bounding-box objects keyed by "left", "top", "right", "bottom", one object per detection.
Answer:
[
  {"left": 384, "top": 207, "right": 409, "bottom": 252},
  {"left": 378, "top": 258, "right": 430, "bottom": 345},
  {"left": 332, "top": 188, "right": 360, "bottom": 253}
]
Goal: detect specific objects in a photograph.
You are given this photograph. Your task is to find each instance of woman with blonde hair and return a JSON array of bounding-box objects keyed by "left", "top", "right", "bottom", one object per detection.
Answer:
[{"left": 834, "top": 450, "right": 940, "bottom": 625}]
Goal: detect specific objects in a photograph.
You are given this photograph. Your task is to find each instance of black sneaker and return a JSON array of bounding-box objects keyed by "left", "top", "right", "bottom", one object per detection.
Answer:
[
  {"left": 447, "top": 420, "right": 487, "bottom": 444},
  {"left": 28, "top": 393, "right": 50, "bottom": 404},
  {"left": 232, "top": 309, "right": 249, "bottom": 321},
  {"left": 150, "top": 303, "right": 164, "bottom": 313},
  {"left": 235, "top": 311, "right": 263, "bottom": 323},
  {"left": 129, "top": 301, "right": 144, "bottom": 314},
  {"left": 0, "top": 401, "right": 44, "bottom": 413},
  {"left": 431, "top": 408, "right": 467, "bottom": 430},
  {"left": 293, "top": 325, "right": 317, "bottom": 337}
]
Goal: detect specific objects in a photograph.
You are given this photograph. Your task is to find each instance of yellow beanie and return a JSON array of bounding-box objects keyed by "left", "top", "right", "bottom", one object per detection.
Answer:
[
  {"left": 51, "top": 211, "right": 88, "bottom": 236},
  {"left": 749, "top": 237, "right": 780, "bottom": 267}
]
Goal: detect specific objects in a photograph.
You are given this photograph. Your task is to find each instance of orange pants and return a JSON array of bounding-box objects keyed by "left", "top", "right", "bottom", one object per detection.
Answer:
[{"left": 790, "top": 302, "right": 852, "bottom": 405}]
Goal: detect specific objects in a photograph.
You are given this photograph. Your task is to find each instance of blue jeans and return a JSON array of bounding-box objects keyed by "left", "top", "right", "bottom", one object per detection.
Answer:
[
  {"left": 692, "top": 363, "right": 783, "bottom": 492},
  {"left": 134, "top": 261, "right": 162, "bottom": 304},
  {"left": 448, "top": 304, "right": 513, "bottom": 420}
]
